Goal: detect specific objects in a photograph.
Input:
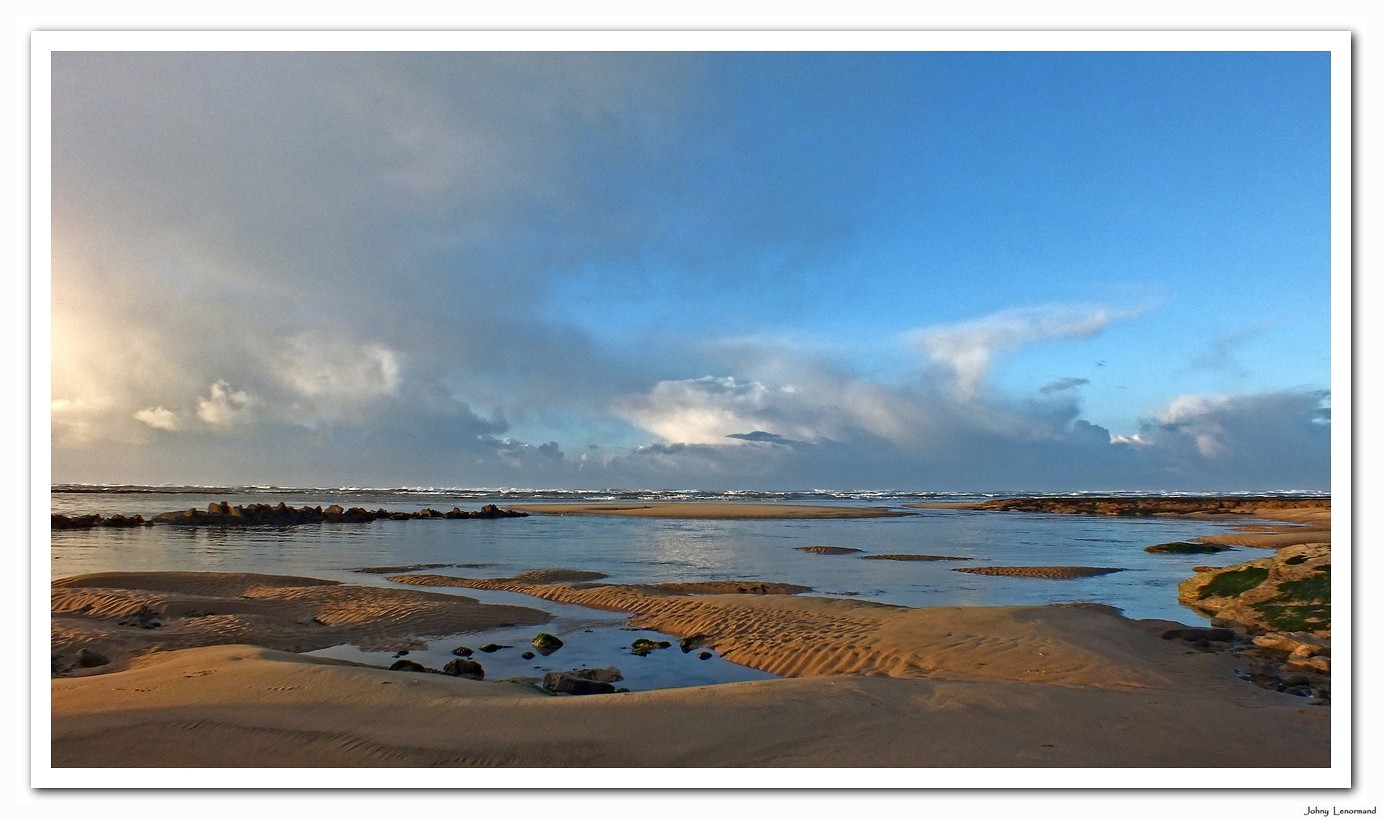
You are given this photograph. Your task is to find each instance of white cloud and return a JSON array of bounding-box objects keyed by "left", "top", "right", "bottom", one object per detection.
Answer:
[
  {"left": 617, "top": 376, "right": 778, "bottom": 445},
  {"left": 277, "top": 335, "right": 403, "bottom": 425},
  {"left": 196, "top": 381, "right": 255, "bottom": 429},
  {"left": 908, "top": 306, "right": 1122, "bottom": 401},
  {"left": 133, "top": 406, "right": 182, "bottom": 432}
]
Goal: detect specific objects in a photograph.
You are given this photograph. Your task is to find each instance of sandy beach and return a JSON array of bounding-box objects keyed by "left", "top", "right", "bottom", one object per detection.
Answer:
[{"left": 49, "top": 496, "right": 1333, "bottom": 771}]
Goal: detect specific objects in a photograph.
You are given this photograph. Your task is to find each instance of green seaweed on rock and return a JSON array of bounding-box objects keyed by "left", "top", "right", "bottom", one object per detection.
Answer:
[
  {"left": 1198, "top": 567, "right": 1269, "bottom": 600},
  {"left": 1253, "top": 566, "right": 1330, "bottom": 632}
]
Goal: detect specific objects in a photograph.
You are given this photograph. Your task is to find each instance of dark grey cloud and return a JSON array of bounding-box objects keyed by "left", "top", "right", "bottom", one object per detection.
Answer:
[
  {"left": 1040, "top": 377, "right": 1090, "bottom": 395},
  {"left": 725, "top": 431, "right": 811, "bottom": 447}
]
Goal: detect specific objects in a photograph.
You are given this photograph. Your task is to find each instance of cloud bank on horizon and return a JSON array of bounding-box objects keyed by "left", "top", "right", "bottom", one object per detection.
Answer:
[{"left": 48, "top": 49, "right": 1332, "bottom": 491}]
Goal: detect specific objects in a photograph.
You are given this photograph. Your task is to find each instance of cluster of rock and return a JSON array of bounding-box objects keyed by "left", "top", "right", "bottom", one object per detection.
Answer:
[
  {"left": 388, "top": 657, "right": 486, "bottom": 679},
  {"left": 51, "top": 513, "right": 151, "bottom": 530},
  {"left": 1174, "top": 543, "right": 1330, "bottom": 700},
  {"left": 977, "top": 496, "right": 1329, "bottom": 516},
  {"left": 1157, "top": 624, "right": 1329, "bottom": 702},
  {"left": 147, "top": 501, "right": 528, "bottom": 527},
  {"left": 384, "top": 631, "right": 636, "bottom": 696}
]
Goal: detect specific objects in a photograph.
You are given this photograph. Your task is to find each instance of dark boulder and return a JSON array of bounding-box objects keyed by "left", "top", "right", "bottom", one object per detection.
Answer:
[
  {"left": 542, "top": 671, "right": 616, "bottom": 695},
  {"left": 565, "top": 667, "right": 623, "bottom": 683},
  {"left": 75, "top": 648, "right": 110, "bottom": 668},
  {"left": 389, "top": 659, "right": 429, "bottom": 673},
  {"left": 678, "top": 635, "right": 712, "bottom": 653},
  {"left": 442, "top": 658, "right": 484, "bottom": 679}
]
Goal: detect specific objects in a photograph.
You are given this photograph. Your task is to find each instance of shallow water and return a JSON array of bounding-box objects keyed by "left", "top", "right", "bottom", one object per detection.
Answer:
[{"left": 49, "top": 488, "right": 1281, "bottom": 690}]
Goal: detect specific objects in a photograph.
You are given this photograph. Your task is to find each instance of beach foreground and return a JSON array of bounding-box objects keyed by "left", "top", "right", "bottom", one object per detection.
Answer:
[
  {"left": 50, "top": 639, "right": 1326, "bottom": 768},
  {"left": 49, "top": 497, "right": 1332, "bottom": 769},
  {"left": 51, "top": 571, "right": 1329, "bottom": 767}
]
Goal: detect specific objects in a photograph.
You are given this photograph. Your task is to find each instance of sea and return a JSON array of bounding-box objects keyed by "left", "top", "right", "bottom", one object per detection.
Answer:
[{"left": 49, "top": 485, "right": 1318, "bottom": 691}]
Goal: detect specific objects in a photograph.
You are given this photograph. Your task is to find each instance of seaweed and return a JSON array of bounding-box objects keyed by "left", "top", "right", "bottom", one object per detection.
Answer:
[
  {"left": 1252, "top": 567, "right": 1330, "bottom": 632},
  {"left": 1145, "top": 541, "right": 1230, "bottom": 554},
  {"left": 1198, "top": 567, "right": 1269, "bottom": 599}
]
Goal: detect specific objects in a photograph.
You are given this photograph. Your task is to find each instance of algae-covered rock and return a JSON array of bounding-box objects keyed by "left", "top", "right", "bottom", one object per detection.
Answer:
[
  {"left": 531, "top": 633, "right": 564, "bottom": 655},
  {"left": 1144, "top": 541, "right": 1232, "bottom": 554},
  {"left": 1178, "top": 543, "right": 1329, "bottom": 636},
  {"left": 630, "top": 638, "right": 672, "bottom": 656}
]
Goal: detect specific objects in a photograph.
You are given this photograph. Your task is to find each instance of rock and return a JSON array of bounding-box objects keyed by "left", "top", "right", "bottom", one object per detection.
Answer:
[
  {"left": 1285, "top": 655, "right": 1331, "bottom": 675},
  {"left": 1161, "top": 627, "right": 1236, "bottom": 643},
  {"left": 678, "top": 635, "right": 712, "bottom": 653},
  {"left": 478, "top": 643, "right": 509, "bottom": 653},
  {"left": 75, "top": 648, "right": 109, "bottom": 668},
  {"left": 521, "top": 651, "right": 535, "bottom": 660},
  {"left": 565, "top": 667, "right": 623, "bottom": 683},
  {"left": 630, "top": 638, "right": 672, "bottom": 656},
  {"left": 442, "top": 659, "right": 484, "bottom": 679},
  {"left": 1144, "top": 541, "right": 1231, "bottom": 554},
  {"left": 1179, "top": 544, "right": 1330, "bottom": 635},
  {"left": 1253, "top": 632, "right": 1328, "bottom": 657},
  {"left": 450, "top": 646, "right": 473, "bottom": 657},
  {"left": 698, "top": 651, "right": 713, "bottom": 660},
  {"left": 542, "top": 671, "right": 615, "bottom": 696},
  {"left": 389, "top": 659, "right": 428, "bottom": 673},
  {"left": 531, "top": 633, "right": 564, "bottom": 655}
]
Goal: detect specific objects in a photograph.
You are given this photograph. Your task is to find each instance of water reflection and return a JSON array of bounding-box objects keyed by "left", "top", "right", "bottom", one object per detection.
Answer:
[{"left": 50, "top": 496, "right": 1268, "bottom": 624}]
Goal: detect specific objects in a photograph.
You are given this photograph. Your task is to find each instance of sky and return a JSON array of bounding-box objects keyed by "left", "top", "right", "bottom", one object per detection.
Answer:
[{"left": 46, "top": 46, "right": 1335, "bottom": 492}]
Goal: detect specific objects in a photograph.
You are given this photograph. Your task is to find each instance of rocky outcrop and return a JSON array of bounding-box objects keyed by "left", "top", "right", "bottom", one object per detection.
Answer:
[
  {"left": 145, "top": 501, "right": 527, "bottom": 527},
  {"left": 976, "top": 496, "right": 1328, "bottom": 517},
  {"left": 1178, "top": 543, "right": 1330, "bottom": 636},
  {"left": 51, "top": 513, "right": 151, "bottom": 530},
  {"left": 1144, "top": 541, "right": 1232, "bottom": 554}
]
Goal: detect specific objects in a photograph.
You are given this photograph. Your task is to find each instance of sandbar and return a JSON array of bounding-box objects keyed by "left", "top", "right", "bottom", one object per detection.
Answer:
[{"left": 510, "top": 502, "right": 911, "bottom": 519}]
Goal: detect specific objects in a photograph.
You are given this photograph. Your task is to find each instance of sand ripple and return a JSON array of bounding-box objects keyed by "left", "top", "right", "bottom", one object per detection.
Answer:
[
  {"left": 953, "top": 566, "right": 1123, "bottom": 579},
  {"left": 51, "top": 571, "right": 551, "bottom": 674},
  {"left": 389, "top": 573, "right": 1177, "bottom": 688}
]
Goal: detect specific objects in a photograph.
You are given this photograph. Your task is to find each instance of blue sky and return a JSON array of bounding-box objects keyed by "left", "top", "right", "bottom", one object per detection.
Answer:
[{"left": 48, "top": 47, "right": 1333, "bottom": 490}]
